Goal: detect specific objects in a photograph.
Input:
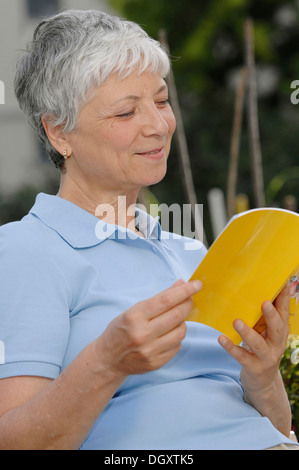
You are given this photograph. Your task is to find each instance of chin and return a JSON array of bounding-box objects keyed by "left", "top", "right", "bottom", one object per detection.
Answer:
[{"left": 141, "top": 165, "right": 167, "bottom": 187}]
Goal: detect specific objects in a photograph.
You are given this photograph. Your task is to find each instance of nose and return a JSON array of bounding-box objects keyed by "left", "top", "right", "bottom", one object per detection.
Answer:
[{"left": 141, "top": 104, "right": 169, "bottom": 137}]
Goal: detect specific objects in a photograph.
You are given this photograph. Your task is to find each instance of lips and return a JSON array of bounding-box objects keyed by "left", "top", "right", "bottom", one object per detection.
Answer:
[{"left": 136, "top": 147, "right": 165, "bottom": 159}]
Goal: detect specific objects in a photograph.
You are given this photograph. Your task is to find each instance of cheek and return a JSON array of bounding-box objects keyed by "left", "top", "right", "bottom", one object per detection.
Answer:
[
  {"left": 103, "top": 124, "right": 136, "bottom": 153},
  {"left": 166, "top": 110, "right": 177, "bottom": 137}
]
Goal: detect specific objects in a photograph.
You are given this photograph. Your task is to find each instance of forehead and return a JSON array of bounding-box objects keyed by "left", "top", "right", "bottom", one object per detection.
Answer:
[{"left": 87, "top": 69, "right": 167, "bottom": 106}]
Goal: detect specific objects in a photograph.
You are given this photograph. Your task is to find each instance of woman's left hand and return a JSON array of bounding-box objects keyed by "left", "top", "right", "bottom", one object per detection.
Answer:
[{"left": 218, "top": 284, "right": 292, "bottom": 436}]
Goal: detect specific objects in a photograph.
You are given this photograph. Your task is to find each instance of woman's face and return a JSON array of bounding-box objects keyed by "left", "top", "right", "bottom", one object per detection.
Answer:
[{"left": 65, "top": 68, "right": 176, "bottom": 195}]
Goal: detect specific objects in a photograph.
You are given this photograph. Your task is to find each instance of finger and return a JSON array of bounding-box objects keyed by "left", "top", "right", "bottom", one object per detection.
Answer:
[
  {"left": 232, "top": 319, "right": 269, "bottom": 360},
  {"left": 141, "top": 279, "right": 202, "bottom": 320},
  {"left": 150, "top": 297, "right": 194, "bottom": 337},
  {"left": 168, "top": 279, "right": 186, "bottom": 289},
  {"left": 218, "top": 334, "right": 252, "bottom": 366},
  {"left": 273, "top": 284, "right": 290, "bottom": 325},
  {"left": 155, "top": 343, "right": 184, "bottom": 367},
  {"left": 145, "top": 342, "right": 183, "bottom": 371},
  {"left": 146, "top": 321, "right": 187, "bottom": 359},
  {"left": 261, "top": 299, "right": 289, "bottom": 346}
]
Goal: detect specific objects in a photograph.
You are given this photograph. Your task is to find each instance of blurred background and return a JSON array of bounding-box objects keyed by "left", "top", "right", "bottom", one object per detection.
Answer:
[{"left": 0, "top": 0, "right": 298, "bottom": 437}]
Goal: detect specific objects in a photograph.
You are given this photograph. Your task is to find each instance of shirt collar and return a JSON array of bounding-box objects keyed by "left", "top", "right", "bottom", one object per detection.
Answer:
[
  {"left": 29, "top": 193, "right": 161, "bottom": 248},
  {"left": 135, "top": 205, "right": 161, "bottom": 240}
]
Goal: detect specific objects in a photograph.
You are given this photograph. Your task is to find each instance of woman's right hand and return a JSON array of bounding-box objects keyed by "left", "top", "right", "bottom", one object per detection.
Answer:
[{"left": 93, "top": 279, "right": 202, "bottom": 378}]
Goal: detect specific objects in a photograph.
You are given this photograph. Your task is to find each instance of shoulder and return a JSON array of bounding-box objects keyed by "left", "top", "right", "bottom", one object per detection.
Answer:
[
  {"left": 0, "top": 217, "right": 35, "bottom": 255},
  {"left": 0, "top": 214, "right": 72, "bottom": 304},
  {"left": 0, "top": 214, "right": 65, "bottom": 269}
]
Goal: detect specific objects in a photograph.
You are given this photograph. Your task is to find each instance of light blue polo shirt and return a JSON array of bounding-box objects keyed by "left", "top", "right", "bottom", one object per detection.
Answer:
[{"left": 0, "top": 193, "right": 296, "bottom": 450}]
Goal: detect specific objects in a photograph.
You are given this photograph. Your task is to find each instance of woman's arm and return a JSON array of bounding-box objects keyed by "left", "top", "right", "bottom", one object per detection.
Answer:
[
  {"left": 218, "top": 285, "right": 292, "bottom": 437},
  {"left": 0, "top": 279, "right": 202, "bottom": 450},
  {"left": 0, "top": 344, "right": 125, "bottom": 450}
]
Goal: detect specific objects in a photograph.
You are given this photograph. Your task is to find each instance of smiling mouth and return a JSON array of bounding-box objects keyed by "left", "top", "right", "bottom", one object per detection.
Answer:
[{"left": 136, "top": 147, "right": 165, "bottom": 159}]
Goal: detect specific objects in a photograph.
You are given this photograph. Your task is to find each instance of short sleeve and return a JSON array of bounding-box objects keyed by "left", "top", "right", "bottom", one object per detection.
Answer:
[{"left": 0, "top": 221, "right": 71, "bottom": 379}]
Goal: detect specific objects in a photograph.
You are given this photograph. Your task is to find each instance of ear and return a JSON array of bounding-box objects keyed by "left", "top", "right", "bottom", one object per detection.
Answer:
[{"left": 42, "top": 114, "right": 72, "bottom": 157}]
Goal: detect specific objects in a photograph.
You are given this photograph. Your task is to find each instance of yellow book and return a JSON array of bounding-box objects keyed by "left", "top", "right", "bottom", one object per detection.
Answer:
[{"left": 186, "top": 208, "right": 299, "bottom": 345}]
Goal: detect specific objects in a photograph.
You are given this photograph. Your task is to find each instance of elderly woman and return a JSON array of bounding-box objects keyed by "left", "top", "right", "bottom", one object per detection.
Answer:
[{"left": 0, "top": 10, "right": 297, "bottom": 450}]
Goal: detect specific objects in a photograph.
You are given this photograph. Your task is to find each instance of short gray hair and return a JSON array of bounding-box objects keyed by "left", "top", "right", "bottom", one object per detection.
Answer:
[{"left": 14, "top": 9, "right": 170, "bottom": 170}]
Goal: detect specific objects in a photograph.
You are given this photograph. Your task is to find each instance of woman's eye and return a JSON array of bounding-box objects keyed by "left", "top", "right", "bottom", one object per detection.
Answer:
[
  {"left": 116, "top": 110, "right": 135, "bottom": 119},
  {"left": 156, "top": 99, "right": 169, "bottom": 107}
]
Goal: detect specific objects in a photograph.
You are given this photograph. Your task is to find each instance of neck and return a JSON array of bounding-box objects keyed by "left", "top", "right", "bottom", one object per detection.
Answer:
[{"left": 57, "top": 173, "right": 141, "bottom": 233}]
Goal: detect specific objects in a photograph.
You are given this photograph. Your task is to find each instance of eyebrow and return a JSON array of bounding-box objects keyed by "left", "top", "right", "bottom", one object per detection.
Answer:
[{"left": 113, "top": 85, "right": 168, "bottom": 105}]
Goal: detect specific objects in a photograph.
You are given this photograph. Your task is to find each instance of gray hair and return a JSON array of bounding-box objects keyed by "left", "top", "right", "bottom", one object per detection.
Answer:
[{"left": 14, "top": 9, "right": 170, "bottom": 170}]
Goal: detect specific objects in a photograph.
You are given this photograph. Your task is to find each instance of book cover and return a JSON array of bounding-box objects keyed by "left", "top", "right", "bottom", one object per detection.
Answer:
[{"left": 186, "top": 208, "right": 299, "bottom": 345}]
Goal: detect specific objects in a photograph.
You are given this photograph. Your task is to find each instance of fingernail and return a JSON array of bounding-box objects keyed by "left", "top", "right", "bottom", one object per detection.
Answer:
[
  {"left": 234, "top": 319, "right": 244, "bottom": 331},
  {"left": 218, "top": 335, "right": 228, "bottom": 347},
  {"left": 263, "top": 300, "right": 272, "bottom": 313},
  {"left": 192, "top": 280, "right": 203, "bottom": 291}
]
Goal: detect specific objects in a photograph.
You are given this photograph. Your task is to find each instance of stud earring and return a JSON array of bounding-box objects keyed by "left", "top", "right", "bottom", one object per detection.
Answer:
[{"left": 63, "top": 150, "right": 69, "bottom": 160}]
